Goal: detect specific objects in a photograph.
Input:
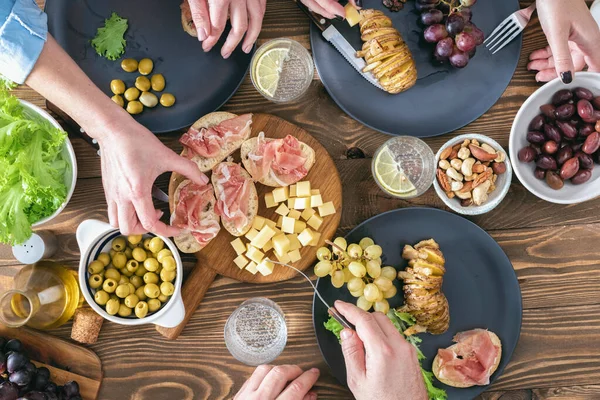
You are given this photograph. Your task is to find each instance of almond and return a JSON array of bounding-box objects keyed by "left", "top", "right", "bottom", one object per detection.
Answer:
[
  {"left": 468, "top": 144, "right": 498, "bottom": 162},
  {"left": 439, "top": 146, "right": 453, "bottom": 160}
]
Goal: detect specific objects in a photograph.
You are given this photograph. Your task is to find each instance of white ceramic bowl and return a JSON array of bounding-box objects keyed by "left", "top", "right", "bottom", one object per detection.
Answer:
[
  {"left": 433, "top": 134, "right": 512, "bottom": 215},
  {"left": 509, "top": 72, "right": 600, "bottom": 204},
  {"left": 18, "top": 100, "right": 77, "bottom": 226},
  {"left": 76, "top": 220, "right": 185, "bottom": 327}
]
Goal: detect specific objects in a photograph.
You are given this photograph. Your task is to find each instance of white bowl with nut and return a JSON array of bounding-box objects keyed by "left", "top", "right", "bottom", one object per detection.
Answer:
[{"left": 433, "top": 134, "right": 512, "bottom": 215}]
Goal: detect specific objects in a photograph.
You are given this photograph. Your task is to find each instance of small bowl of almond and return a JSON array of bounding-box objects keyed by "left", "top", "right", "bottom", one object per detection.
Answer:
[{"left": 433, "top": 134, "right": 512, "bottom": 215}]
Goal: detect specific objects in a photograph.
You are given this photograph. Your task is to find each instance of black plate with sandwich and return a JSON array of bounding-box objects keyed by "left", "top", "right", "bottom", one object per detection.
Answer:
[
  {"left": 312, "top": 207, "right": 522, "bottom": 399},
  {"left": 46, "top": 0, "right": 252, "bottom": 134}
]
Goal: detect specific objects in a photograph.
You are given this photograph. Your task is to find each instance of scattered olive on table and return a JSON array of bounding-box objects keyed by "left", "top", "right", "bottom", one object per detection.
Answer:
[
  {"left": 160, "top": 93, "right": 176, "bottom": 107},
  {"left": 121, "top": 58, "right": 138, "bottom": 72},
  {"left": 140, "top": 91, "right": 159, "bottom": 108},
  {"left": 151, "top": 74, "right": 165, "bottom": 91},
  {"left": 126, "top": 101, "right": 143, "bottom": 115},
  {"left": 111, "top": 94, "right": 125, "bottom": 107},
  {"left": 138, "top": 58, "right": 154, "bottom": 75},
  {"left": 110, "top": 79, "right": 125, "bottom": 95},
  {"left": 135, "top": 76, "right": 151, "bottom": 92}
]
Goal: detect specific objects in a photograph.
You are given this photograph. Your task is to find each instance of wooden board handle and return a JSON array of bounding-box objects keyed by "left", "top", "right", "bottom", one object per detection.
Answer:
[{"left": 155, "top": 263, "right": 218, "bottom": 340}]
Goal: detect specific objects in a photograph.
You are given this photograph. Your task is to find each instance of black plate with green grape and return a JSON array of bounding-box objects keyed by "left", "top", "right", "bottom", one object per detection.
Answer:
[{"left": 312, "top": 207, "right": 522, "bottom": 399}]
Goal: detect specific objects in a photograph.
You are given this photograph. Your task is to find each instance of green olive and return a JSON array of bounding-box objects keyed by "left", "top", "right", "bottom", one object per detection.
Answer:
[
  {"left": 121, "top": 268, "right": 134, "bottom": 277},
  {"left": 127, "top": 283, "right": 136, "bottom": 295},
  {"left": 138, "top": 58, "right": 154, "bottom": 75},
  {"left": 121, "top": 58, "right": 139, "bottom": 72},
  {"left": 144, "top": 258, "right": 159, "bottom": 272},
  {"left": 158, "top": 294, "right": 169, "bottom": 302},
  {"left": 111, "top": 95, "right": 125, "bottom": 108},
  {"left": 127, "top": 234, "right": 143, "bottom": 245},
  {"left": 109, "top": 294, "right": 119, "bottom": 302},
  {"left": 102, "top": 278, "right": 118, "bottom": 294},
  {"left": 132, "top": 247, "right": 147, "bottom": 262},
  {"left": 135, "top": 76, "right": 151, "bottom": 92},
  {"left": 112, "top": 252, "right": 127, "bottom": 269},
  {"left": 151, "top": 74, "right": 165, "bottom": 91},
  {"left": 88, "top": 274, "right": 103, "bottom": 289},
  {"left": 143, "top": 272, "right": 159, "bottom": 285},
  {"left": 116, "top": 283, "right": 130, "bottom": 298},
  {"left": 117, "top": 304, "right": 132, "bottom": 317},
  {"left": 161, "top": 256, "right": 176, "bottom": 272},
  {"left": 104, "top": 268, "right": 121, "bottom": 281},
  {"left": 105, "top": 298, "right": 120, "bottom": 315},
  {"left": 160, "top": 93, "right": 176, "bottom": 107},
  {"left": 160, "top": 268, "right": 176, "bottom": 282},
  {"left": 143, "top": 238, "right": 152, "bottom": 251},
  {"left": 125, "top": 260, "right": 138, "bottom": 273},
  {"left": 109, "top": 249, "right": 116, "bottom": 258},
  {"left": 139, "top": 91, "right": 158, "bottom": 108},
  {"left": 88, "top": 260, "right": 105, "bottom": 275},
  {"left": 147, "top": 298, "right": 162, "bottom": 312},
  {"left": 124, "top": 87, "right": 140, "bottom": 101},
  {"left": 157, "top": 249, "right": 173, "bottom": 264},
  {"left": 97, "top": 253, "right": 111, "bottom": 267},
  {"left": 148, "top": 237, "right": 165, "bottom": 253},
  {"left": 144, "top": 283, "right": 160, "bottom": 298},
  {"left": 124, "top": 294, "right": 139, "bottom": 308},
  {"left": 135, "top": 301, "right": 149, "bottom": 318},
  {"left": 130, "top": 275, "right": 144, "bottom": 289},
  {"left": 135, "top": 265, "right": 148, "bottom": 277},
  {"left": 124, "top": 248, "right": 133, "bottom": 259},
  {"left": 94, "top": 290, "right": 109, "bottom": 306},
  {"left": 110, "top": 79, "right": 126, "bottom": 95},
  {"left": 118, "top": 275, "right": 129, "bottom": 285},
  {"left": 135, "top": 286, "right": 148, "bottom": 301},
  {"left": 126, "top": 101, "right": 143, "bottom": 115},
  {"left": 112, "top": 237, "right": 127, "bottom": 251},
  {"left": 160, "top": 281, "right": 175, "bottom": 296}
]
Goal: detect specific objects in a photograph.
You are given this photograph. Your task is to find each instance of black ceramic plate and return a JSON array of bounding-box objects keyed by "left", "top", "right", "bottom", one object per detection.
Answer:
[
  {"left": 310, "top": 1, "right": 522, "bottom": 137},
  {"left": 313, "top": 207, "right": 522, "bottom": 399},
  {"left": 46, "top": 0, "right": 253, "bottom": 133}
]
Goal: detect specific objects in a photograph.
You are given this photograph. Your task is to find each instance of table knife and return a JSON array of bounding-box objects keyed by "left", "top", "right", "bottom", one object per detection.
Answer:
[{"left": 294, "top": 1, "right": 384, "bottom": 91}]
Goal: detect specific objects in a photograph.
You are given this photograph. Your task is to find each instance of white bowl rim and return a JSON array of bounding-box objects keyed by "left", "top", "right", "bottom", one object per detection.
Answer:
[
  {"left": 433, "top": 133, "right": 512, "bottom": 215},
  {"left": 508, "top": 72, "right": 600, "bottom": 204}
]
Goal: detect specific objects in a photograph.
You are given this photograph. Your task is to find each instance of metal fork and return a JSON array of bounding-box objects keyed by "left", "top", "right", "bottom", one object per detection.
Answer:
[{"left": 484, "top": 3, "right": 536, "bottom": 54}]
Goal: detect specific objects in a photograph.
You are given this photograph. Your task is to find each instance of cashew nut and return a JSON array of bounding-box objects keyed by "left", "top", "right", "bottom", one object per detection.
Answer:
[
  {"left": 451, "top": 180, "right": 463, "bottom": 191},
  {"left": 446, "top": 167, "right": 463, "bottom": 182},
  {"left": 464, "top": 172, "right": 477, "bottom": 182},
  {"left": 457, "top": 147, "right": 471, "bottom": 160},
  {"left": 454, "top": 190, "right": 472, "bottom": 200},
  {"left": 438, "top": 159, "right": 450, "bottom": 170},
  {"left": 472, "top": 180, "right": 491, "bottom": 206},
  {"left": 471, "top": 139, "right": 480, "bottom": 146},
  {"left": 450, "top": 158, "right": 463, "bottom": 170},
  {"left": 495, "top": 151, "right": 506, "bottom": 163},
  {"left": 460, "top": 139, "right": 470, "bottom": 148},
  {"left": 481, "top": 143, "right": 497, "bottom": 155},
  {"left": 461, "top": 158, "right": 476, "bottom": 177}
]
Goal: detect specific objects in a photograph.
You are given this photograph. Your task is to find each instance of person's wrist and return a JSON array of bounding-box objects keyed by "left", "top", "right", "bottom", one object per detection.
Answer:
[{"left": 79, "top": 100, "right": 134, "bottom": 142}]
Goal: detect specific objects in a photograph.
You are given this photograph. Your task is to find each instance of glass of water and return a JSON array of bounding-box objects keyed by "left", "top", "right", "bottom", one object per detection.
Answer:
[{"left": 224, "top": 297, "right": 287, "bottom": 366}]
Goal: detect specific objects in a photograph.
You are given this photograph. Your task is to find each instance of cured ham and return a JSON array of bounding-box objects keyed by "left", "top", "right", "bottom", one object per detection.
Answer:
[
  {"left": 180, "top": 114, "right": 252, "bottom": 159},
  {"left": 435, "top": 329, "right": 501, "bottom": 386},
  {"left": 171, "top": 181, "right": 220, "bottom": 248},
  {"left": 246, "top": 132, "right": 308, "bottom": 185},
  {"left": 213, "top": 163, "right": 252, "bottom": 231}
]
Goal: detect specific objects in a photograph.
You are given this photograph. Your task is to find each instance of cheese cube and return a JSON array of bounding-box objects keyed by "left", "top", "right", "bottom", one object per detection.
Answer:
[
  {"left": 251, "top": 225, "right": 278, "bottom": 249},
  {"left": 287, "top": 198, "right": 296, "bottom": 209},
  {"left": 282, "top": 216, "right": 296, "bottom": 234},
  {"left": 275, "top": 203, "right": 290, "bottom": 216},
  {"left": 272, "top": 234, "right": 291, "bottom": 256},
  {"left": 289, "top": 184, "right": 297, "bottom": 198},
  {"left": 276, "top": 216, "right": 283, "bottom": 228},
  {"left": 296, "top": 181, "right": 311, "bottom": 197},
  {"left": 298, "top": 228, "right": 316, "bottom": 246},
  {"left": 245, "top": 228, "right": 259, "bottom": 241},
  {"left": 293, "top": 197, "right": 310, "bottom": 210},
  {"left": 307, "top": 214, "right": 323, "bottom": 230},
  {"left": 234, "top": 254, "right": 249, "bottom": 269},
  {"left": 264, "top": 219, "right": 277, "bottom": 229},
  {"left": 275, "top": 250, "right": 291, "bottom": 264},
  {"left": 318, "top": 201, "right": 336, "bottom": 217},
  {"left": 288, "top": 249, "right": 302, "bottom": 263},
  {"left": 263, "top": 240, "right": 273, "bottom": 252},
  {"left": 252, "top": 216, "right": 266, "bottom": 231},
  {"left": 286, "top": 234, "right": 302, "bottom": 251},
  {"left": 245, "top": 246, "right": 265, "bottom": 264},
  {"left": 310, "top": 231, "right": 322, "bottom": 246},
  {"left": 257, "top": 259, "right": 275, "bottom": 276},
  {"left": 272, "top": 187, "right": 289, "bottom": 203},
  {"left": 288, "top": 209, "right": 302, "bottom": 220},
  {"left": 245, "top": 261, "right": 258, "bottom": 275},
  {"left": 246, "top": 243, "right": 253, "bottom": 252},
  {"left": 231, "top": 238, "right": 246, "bottom": 255},
  {"left": 310, "top": 194, "right": 323, "bottom": 208},
  {"left": 345, "top": 3, "right": 362, "bottom": 27},
  {"left": 301, "top": 208, "right": 316, "bottom": 221},
  {"left": 265, "top": 192, "right": 278, "bottom": 208},
  {"left": 311, "top": 189, "right": 320, "bottom": 195},
  {"left": 294, "top": 220, "right": 307, "bottom": 234}
]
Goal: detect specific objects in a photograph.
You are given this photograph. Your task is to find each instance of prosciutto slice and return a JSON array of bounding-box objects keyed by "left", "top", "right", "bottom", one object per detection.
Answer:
[
  {"left": 247, "top": 132, "right": 308, "bottom": 185},
  {"left": 213, "top": 163, "right": 252, "bottom": 231},
  {"left": 180, "top": 114, "right": 252, "bottom": 158},
  {"left": 436, "top": 329, "right": 500, "bottom": 386},
  {"left": 171, "top": 182, "right": 220, "bottom": 247}
]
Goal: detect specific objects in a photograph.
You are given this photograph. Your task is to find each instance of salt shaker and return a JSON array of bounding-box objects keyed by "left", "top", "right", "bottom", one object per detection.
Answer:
[{"left": 12, "top": 231, "right": 58, "bottom": 264}]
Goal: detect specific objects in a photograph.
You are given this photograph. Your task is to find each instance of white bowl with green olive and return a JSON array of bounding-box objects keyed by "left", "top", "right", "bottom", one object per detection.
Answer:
[{"left": 77, "top": 219, "right": 185, "bottom": 327}]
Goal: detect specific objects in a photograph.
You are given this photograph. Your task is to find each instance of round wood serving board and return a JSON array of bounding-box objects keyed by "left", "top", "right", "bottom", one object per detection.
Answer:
[{"left": 157, "top": 113, "right": 342, "bottom": 339}]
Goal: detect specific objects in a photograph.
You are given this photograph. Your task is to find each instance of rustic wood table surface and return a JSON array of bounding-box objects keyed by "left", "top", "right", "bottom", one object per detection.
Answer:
[{"left": 1, "top": 0, "right": 599, "bottom": 399}]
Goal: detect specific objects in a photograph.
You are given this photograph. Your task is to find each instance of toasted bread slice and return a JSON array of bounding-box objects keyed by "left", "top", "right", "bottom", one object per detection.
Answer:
[
  {"left": 432, "top": 330, "right": 502, "bottom": 388},
  {"left": 181, "top": 112, "right": 252, "bottom": 173},
  {"left": 181, "top": 0, "right": 197, "bottom": 37},
  {"left": 211, "top": 162, "right": 258, "bottom": 237},
  {"left": 240, "top": 135, "right": 316, "bottom": 187}
]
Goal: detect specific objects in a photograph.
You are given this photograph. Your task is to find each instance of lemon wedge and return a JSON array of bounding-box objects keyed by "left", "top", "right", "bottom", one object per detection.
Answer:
[
  {"left": 374, "top": 148, "right": 417, "bottom": 195},
  {"left": 255, "top": 48, "right": 289, "bottom": 98}
]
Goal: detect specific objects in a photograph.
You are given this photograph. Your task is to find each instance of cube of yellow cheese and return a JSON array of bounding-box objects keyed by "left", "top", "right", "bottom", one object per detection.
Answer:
[
  {"left": 264, "top": 219, "right": 277, "bottom": 229},
  {"left": 245, "top": 246, "right": 265, "bottom": 264},
  {"left": 251, "top": 225, "right": 278, "bottom": 249},
  {"left": 287, "top": 198, "right": 296, "bottom": 209},
  {"left": 288, "top": 249, "right": 302, "bottom": 263},
  {"left": 310, "top": 231, "right": 322, "bottom": 247},
  {"left": 272, "top": 234, "right": 291, "bottom": 256},
  {"left": 275, "top": 250, "right": 291, "bottom": 264},
  {"left": 245, "top": 228, "right": 259, "bottom": 241},
  {"left": 310, "top": 194, "right": 323, "bottom": 208},
  {"left": 289, "top": 184, "right": 297, "bottom": 198},
  {"left": 294, "top": 220, "right": 307, "bottom": 234},
  {"left": 307, "top": 214, "right": 323, "bottom": 231},
  {"left": 272, "top": 187, "right": 289, "bottom": 203},
  {"left": 281, "top": 216, "right": 296, "bottom": 234},
  {"left": 301, "top": 208, "right": 316, "bottom": 221},
  {"left": 276, "top": 216, "right": 283, "bottom": 228},
  {"left": 298, "top": 228, "right": 316, "bottom": 246},
  {"left": 252, "top": 216, "right": 266, "bottom": 231},
  {"left": 311, "top": 189, "right": 320, "bottom": 195},
  {"left": 318, "top": 201, "right": 336, "bottom": 217},
  {"left": 231, "top": 238, "right": 246, "bottom": 256},
  {"left": 263, "top": 240, "right": 273, "bottom": 252},
  {"left": 257, "top": 259, "right": 275, "bottom": 276},
  {"left": 286, "top": 234, "right": 302, "bottom": 251},
  {"left": 265, "top": 192, "right": 278, "bottom": 208},
  {"left": 234, "top": 254, "right": 249, "bottom": 269},
  {"left": 293, "top": 197, "right": 310, "bottom": 210},
  {"left": 245, "top": 261, "right": 258, "bottom": 275},
  {"left": 246, "top": 242, "right": 253, "bottom": 252},
  {"left": 288, "top": 209, "right": 302, "bottom": 220},
  {"left": 296, "top": 181, "right": 311, "bottom": 197},
  {"left": 275, "top": 203, "right": 289, "bottom": 216}
]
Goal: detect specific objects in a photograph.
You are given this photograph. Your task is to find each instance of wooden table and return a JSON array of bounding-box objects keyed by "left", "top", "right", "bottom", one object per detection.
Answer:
[{"left": 2, "top": 0, "right": 600, "bottom": 399}]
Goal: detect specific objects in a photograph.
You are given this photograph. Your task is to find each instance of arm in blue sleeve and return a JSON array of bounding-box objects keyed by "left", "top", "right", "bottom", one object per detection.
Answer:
[{"left": 0, "top": 0, "right": 47, "bottom": 84}]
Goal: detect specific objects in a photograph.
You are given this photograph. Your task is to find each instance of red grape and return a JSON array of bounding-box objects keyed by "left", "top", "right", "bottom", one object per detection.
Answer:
[
  {"left": 421, "top": 9, "right": 444, "bottom": 25},
  {"left": 449, "top": 46, "right": 469, "bottom": 68},
  {"left": 446, "top": 13, "right": 465, "bottom": 36},
  {"left": 455, "top": 32, "right": 476, "bottom": 52},
  {"left": 435, "top": 37, "right": 454, "bottom": 58},
  {"left": 468, "top": 24, "right": 485, "bottom": 45},
  {"left": 424, "top": 24, "right": 449, "bottom": 43},
  {"left": 459, "top": 7, "right": 472, "bottom": 22}
]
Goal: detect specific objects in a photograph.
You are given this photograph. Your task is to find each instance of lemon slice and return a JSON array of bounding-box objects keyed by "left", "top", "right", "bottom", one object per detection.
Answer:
[
  {"left": 255, "top": 48, "right": 289, "bottom": 98},
  {"left": 374, "top": 148, "right": 417, "bottom": 195}
]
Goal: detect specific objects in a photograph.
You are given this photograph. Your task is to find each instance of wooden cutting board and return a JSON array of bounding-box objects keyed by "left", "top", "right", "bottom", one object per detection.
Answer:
[
  {"left": 157, "top": 113, "right": 342, "bottom": 339},
  {"left": 0, "top": 325, "right": 102, "bottom": 399}
]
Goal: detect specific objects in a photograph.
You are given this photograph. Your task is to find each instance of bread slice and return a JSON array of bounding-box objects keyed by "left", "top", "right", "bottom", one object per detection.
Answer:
[
  {"left": 181, "top": 112, "right": 252, "bottom": 173},
  {"left": 432, "top": 330, "right": 502, "bottom": 388},
  {"left": 211, "top": 162, "right": 258, "bottom": 237},
  {"left": 171, "top": 180, "right": 220, "bottom": 254},
  {"left": 180, "top": 0, "right": 197, "bottom": 37},
  {"left": 240, "top": 136, "right": 316, "bottom": 187}
]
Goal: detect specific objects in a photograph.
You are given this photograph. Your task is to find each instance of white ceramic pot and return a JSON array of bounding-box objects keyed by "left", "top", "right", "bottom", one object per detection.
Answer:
[{"left": 76, "top": 219, "right": 185, "bottom": 327}]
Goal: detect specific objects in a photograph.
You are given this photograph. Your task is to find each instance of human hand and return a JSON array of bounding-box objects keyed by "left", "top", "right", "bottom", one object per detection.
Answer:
[
  {"left": 528, "top": 0, "right": 600, "bottom": 83},
  {"left": 94, "top": 113, "right": 208, "bottom": 236},
  {"left": 335, "top": 301, "right": 427, "bottom": 400},
  {"left": 234, "top": 364, "right": 320, "bottom": 400},
  {"left": 187, "top": 0, "right": 266, "bottom": 58},
  {"left": 299, "top": 0, "right": 360, "bottom": 19}
]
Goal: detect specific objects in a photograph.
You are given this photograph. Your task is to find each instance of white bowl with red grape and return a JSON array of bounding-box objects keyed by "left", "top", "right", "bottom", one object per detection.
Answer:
[{"left": 509, "top": 72, "right": 600, "bottom": 204}]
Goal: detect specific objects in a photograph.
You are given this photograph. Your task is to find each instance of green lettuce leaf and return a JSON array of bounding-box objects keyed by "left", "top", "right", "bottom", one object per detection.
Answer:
[
  {"left": 91, "top": 12, "right": 128, "bottom": 61},
  {"left": 324, "top": 317, "right": 344, "bottom": 341}
]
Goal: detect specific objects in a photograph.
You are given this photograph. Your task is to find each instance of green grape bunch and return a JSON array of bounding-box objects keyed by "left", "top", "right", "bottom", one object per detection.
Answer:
[{"left": 314, "top": 237, "right": 398, "bottom": 314}]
